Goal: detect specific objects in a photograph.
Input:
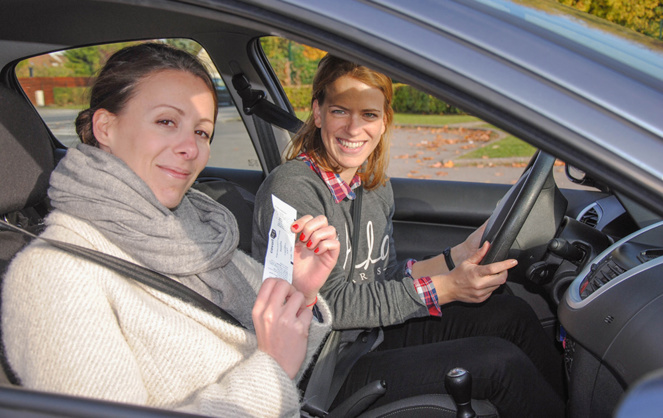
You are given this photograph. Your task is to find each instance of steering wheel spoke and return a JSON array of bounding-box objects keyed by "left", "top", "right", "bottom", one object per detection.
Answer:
[{"left": 480, "top": 151, "right": 564, "bottom": 267}]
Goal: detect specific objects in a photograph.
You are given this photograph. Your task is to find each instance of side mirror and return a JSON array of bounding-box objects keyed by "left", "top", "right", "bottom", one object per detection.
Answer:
[{"left": 565, "top": 164, "right": 610, "bottom": 192}]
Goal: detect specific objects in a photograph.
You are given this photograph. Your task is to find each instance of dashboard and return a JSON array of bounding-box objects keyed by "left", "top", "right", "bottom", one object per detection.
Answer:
[{"left": 559, "top": 220, "right": 663, "bottom": 387}]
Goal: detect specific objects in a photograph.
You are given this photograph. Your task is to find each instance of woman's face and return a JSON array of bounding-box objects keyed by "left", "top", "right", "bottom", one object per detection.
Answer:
[
  {"left": 313, "top": 75, "right": 386, "bottom": 184},
  {"left": 94, "top": 69, "right": 215, "bottom": 209}
]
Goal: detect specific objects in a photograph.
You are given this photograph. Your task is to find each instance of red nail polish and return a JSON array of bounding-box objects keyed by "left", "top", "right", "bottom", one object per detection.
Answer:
[
  {"left": 292, "top": 223, "right": 299, "bottom": 230},
  {"left": 307, "top": 241, "right": 312, "bottom": 248},
  {"left": 300, "top": 233, "right": 306, "bottom": 241},
  {"left": 314, "top": 248, "right": 320, "bottom": 253}
]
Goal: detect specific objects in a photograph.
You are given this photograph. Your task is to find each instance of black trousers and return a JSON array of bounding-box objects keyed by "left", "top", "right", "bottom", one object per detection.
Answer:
[{"left": 331, "top": 294, "right": 566, "bottom": 418}]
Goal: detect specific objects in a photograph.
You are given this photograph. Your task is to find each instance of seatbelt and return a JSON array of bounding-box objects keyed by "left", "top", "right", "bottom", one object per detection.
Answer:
[
  {"left": 232, "top": 73, "right": 304, "bottom": 134},
  {"left": 0, "top": 219, "right": 245, "bottom": 329},
  {"left": 303, "top": 187, "right": 381, "bottom": 414}
]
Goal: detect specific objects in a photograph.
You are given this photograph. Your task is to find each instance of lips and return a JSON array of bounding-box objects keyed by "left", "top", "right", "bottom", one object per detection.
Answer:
[{"left": 158, "top": 164, "right": 191, "bottom": 179}]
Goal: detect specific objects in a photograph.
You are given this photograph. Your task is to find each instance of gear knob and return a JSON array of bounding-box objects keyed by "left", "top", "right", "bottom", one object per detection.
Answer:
[{"left": 445, "top": 367, "right": 477, "bottom": 418}]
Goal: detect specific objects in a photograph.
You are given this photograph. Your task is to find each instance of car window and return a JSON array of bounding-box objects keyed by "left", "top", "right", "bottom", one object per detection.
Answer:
[
  {"left": 15, "top": 39, "right": 260, "bottom": 171},
  {"left": 261, "top": 37, "right": 595, "bottom": 189}
]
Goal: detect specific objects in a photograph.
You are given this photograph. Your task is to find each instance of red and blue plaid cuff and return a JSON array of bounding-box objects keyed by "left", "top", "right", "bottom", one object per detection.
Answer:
[{"left": 406, "top": 259, "right": 442, "bottom": 317}]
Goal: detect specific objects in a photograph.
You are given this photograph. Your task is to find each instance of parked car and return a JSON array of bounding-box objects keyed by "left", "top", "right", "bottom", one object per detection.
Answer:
[{"left": 1, "top": 0, "right": 662, "bottom": 417}]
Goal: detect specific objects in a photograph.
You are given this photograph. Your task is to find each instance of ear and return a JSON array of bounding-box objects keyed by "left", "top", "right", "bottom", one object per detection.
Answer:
[
  {"left": 92, "top": 108, "right": 116, "bottom": 151},
  {"left": 312, "top": 99, "right": 322, "bottom": 129}
]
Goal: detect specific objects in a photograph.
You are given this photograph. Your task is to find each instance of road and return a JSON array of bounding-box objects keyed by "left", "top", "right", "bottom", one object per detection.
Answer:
[
  {"left": 38, "top": 106, "right": 259, "bottom": 170},
  {"left": 38, "top": 107, "right": 587, "bottom": 190},
  {"left": 387, "top": 124, "right": 585, "bottom": 190}
]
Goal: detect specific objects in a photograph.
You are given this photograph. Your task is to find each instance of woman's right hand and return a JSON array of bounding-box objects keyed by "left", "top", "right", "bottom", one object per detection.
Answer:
[
  {"left": 252, "top": 277, "right": 313, "bottom": 380},
  {"left": 432, "top": 241, "right": 517, "bottom": 305}
]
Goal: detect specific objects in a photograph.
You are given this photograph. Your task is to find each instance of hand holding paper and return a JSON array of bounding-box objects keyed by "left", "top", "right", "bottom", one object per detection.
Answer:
[
  {"left": 290, "top": 214, "right": 340, "bottom": 306},
  {"left": 261, "top": 194, "right": 340, "bottom": 307}
]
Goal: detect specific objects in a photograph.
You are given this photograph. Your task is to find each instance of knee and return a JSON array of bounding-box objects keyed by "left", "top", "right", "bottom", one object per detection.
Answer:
[
  {"left": 467, "top": 338, "right": 535, "bottom": 380},
  {"left": 492, "top": 295, "right": 539, "bottom": 324}
]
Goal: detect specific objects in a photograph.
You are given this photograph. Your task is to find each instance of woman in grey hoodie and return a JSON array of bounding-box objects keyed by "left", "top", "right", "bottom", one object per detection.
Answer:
[{"left": 253, "top": 54, "right": 565, "bottom": 418}]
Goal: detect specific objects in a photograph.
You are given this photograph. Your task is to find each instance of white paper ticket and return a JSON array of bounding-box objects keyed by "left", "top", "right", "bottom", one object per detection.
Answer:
[{"left": 262, "top": 195, "right": 297, "bottom": 283}]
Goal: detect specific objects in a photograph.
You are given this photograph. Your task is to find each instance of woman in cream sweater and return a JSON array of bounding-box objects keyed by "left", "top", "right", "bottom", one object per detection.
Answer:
[{"left": 2, "top": 43, "right": 339, "bottom": 417}]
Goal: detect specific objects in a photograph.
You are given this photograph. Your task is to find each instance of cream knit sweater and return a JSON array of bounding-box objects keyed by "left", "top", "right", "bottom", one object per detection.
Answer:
[{"left": 2, "top": 211, "right": 331, "bottom": 417}]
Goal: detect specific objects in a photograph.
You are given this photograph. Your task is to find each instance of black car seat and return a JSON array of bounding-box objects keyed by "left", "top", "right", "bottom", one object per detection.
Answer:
[{"left": 191, "top": 180, "right": 255, "bottom": 253}]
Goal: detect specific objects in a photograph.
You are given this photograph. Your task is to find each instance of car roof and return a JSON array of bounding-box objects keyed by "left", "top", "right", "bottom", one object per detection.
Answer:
[{"left": 2, "top": 0, "right": 663, "bottom": 213}]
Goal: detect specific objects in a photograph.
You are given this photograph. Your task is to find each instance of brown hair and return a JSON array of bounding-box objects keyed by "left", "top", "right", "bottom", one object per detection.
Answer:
[
  {"left": 285, "top": 54, "right": 393, "bottom": 190},
  {"left": 75, "top": 42, "right": 218, "bottom": 147}
]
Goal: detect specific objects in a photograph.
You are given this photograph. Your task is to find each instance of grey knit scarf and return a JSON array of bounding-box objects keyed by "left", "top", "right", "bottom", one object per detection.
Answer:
[{"left": 48, "top": 144, "right": 255, "bottom": 327}]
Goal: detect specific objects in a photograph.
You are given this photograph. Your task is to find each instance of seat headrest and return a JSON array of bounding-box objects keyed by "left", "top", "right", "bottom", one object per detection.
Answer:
[{"left": 0, "top": 85, "right": 55, "bottom": 215}]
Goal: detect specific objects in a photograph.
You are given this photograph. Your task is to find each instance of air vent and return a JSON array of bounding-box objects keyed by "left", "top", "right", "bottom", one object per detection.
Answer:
[{"left": 578, "top": 205, "right": 600, "bottom": 228}]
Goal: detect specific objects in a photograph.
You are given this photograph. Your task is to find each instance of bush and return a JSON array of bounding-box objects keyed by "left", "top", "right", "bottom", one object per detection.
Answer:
[
  {"left": 280, "top": 83, "right": 465, "bottom": 116},
  {"left": 392, "top": 83, "right": 464, "bottom": 115},
  {"left": 53, "top": 87, "right": 88, "bottom": 107},
  {"left": 284, "top": 85, "right": 312, "bottom": 110}
]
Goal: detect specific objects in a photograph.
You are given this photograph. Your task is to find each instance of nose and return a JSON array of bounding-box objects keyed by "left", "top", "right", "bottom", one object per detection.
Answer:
[
  {"left": 175, "top": 131, "right": 199, "bottom": 160},
  {"left": 345, "top": 114, "right": 363, "bottom": 135}
]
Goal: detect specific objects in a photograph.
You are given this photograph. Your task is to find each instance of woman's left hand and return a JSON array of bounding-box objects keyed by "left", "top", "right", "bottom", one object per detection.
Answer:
[{"left": 291, "top": 215, "right": 340, "bottom": 307}]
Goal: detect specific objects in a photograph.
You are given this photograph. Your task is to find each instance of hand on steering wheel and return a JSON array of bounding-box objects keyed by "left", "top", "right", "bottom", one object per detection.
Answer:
[{"left": 432, "top": 241, "right": 517, "bottom": 305}]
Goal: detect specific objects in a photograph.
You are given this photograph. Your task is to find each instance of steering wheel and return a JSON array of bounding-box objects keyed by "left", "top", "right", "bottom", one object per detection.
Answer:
[{"left": 480, "top": 150, "right": 558, "bottom": 265}]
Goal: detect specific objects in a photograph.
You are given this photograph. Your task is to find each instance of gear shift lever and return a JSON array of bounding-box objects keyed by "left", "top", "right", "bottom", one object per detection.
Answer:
[{"left": 445, "top": 367, "right": 477, "bottom": 418}]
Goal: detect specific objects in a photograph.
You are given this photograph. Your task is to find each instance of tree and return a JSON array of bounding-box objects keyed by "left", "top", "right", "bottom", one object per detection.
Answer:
[
  {"left": 162, "top": 39, "right": 202, "bottom": 55},
  {"left": 558, "top": 0, "right": 663, "bottom": 39},
  {"left": 63, "top": 42, "right": 138, "bottom": 76},
  {"left": 260, "top": 37, "right": 325, "bottom": 86}
]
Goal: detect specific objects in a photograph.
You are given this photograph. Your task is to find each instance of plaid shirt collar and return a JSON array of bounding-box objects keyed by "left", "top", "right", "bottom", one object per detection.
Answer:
[{"left": 297, "top": 152, "right": 361, "bottom": 203}]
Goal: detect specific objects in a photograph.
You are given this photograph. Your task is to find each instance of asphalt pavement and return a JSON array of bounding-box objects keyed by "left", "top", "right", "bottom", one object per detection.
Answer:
[
  {"left": 37, "top": 107, "right": 587, "bottom": 190},
  {"left": 387, "top": 123, "right": 585, "bottom": 190}
]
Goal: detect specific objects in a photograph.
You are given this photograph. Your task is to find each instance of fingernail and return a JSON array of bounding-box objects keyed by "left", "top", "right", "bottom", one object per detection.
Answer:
[
  {"left": 314, "top": 247, "right": 320, "bottom": 253},
  {"left": 307, "top": 240, "right": 312, "bottom": 248},
  {"left": 300, "top": 233, "right": 306, "bottom": 241},
  {"left": 292, "top": 223, "right": 299, "bottom": 230}
]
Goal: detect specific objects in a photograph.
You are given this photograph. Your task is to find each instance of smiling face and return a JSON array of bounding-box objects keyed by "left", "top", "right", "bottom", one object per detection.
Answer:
[
  {"left": 313, "top": 75, "right": 387, "bottom": 184},
  {"left": 93, "top": 69, "right": 215, "bottom": 209}
]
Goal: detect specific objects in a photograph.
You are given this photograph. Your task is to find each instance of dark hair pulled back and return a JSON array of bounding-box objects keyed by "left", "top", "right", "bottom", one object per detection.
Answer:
[{"left": 75, "top": 42, "right": 218, "bottom": 147}]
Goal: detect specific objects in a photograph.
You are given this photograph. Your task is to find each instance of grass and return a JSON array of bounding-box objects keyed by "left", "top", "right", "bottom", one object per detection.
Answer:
[
  {"left": 459, "top": 135, "right": 537, "bottom": 159},
  {"left": 393, "top": 114, "right": 478, "bottom": 126}
]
